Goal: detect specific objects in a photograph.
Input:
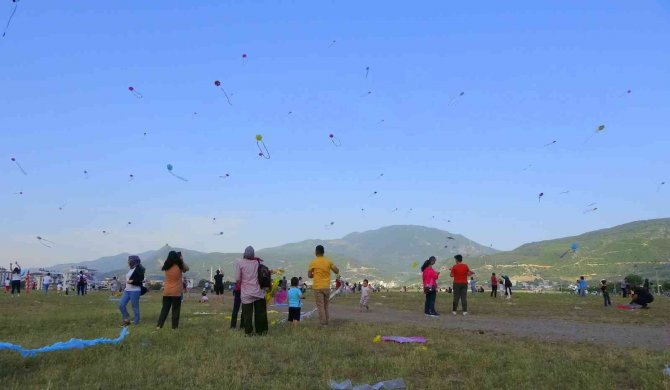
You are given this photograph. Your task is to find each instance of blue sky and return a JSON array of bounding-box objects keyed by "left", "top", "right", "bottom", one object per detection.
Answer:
[{"left": 2, "top": 1, "right": 668, "bottom": 267}]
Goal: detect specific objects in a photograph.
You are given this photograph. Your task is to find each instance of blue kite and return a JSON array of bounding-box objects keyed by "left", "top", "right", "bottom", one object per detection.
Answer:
[{"left": 0, "top": 327, "right": 129, "bottom": 358}]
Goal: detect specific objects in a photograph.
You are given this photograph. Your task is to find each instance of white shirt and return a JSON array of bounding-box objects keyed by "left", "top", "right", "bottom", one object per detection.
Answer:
[
  {"left": 43, "top": 276, "right": 52, "bottom": 285},
  {"left": 11, "top": 273, "right": 21, "bottom": 281},
  {"left": 4, "top": 279, "right": 9, "bottom": 287},
  {"left": 125, "top": 268, "right": 141, "bottom": 292},
  {"left": 361, "top": 285, "right": 372, "bottom": 298}
]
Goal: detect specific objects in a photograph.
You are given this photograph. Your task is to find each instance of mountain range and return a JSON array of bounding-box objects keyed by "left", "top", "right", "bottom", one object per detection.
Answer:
[{"left": 48, "top": 219, "right": 670, "bottom": 285}]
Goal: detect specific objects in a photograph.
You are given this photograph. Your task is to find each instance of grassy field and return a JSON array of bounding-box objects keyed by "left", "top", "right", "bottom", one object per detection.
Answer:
[
  {"left": 333, "top": 290, "right": 670, "bottom": 326},
  {"left": 1, "top": 291, "right": 668, "bottom": 389}
]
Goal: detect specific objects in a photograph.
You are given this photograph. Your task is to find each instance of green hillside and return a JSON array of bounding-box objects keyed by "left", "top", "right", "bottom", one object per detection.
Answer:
[{"left": 472, "top": 218, "right": 670, "bottom": 283}]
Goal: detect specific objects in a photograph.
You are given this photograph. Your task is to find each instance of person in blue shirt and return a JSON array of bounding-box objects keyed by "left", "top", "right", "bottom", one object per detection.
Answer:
[
  {"left": 287, "top": 277, "right": 303, "bottom": 326},
  {"left": 578, "top": 276, "right": 587, "bottom": 297}
]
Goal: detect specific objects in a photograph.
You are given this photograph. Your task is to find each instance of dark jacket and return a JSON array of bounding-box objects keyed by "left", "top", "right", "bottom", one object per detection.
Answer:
[{"left": 129, "top": 265, "right": 145, "bottom": 287}]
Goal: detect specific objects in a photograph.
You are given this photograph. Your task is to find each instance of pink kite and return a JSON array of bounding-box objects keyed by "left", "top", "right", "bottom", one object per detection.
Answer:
[
  {"left": 381, "top": 336, "right": 427, "bottom": 344},
  {"left": 275, "top": 289, "right": 287, "bottom": 305}
]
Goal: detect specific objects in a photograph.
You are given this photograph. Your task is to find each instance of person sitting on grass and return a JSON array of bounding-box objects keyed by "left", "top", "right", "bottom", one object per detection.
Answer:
[
  {"left": 287, "top": 277, "right": 303, "bottom": 326},
  {"left": 630, "top": 285, "right": 654, "bottom": 309},
  {"left": 200, "top": 290, "right": 209, "bottom": 303}
]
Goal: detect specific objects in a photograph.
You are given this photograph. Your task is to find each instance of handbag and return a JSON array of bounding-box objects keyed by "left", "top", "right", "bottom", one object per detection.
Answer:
[{"left": 140, "top": 286, "right": 148, "bottom": 296}]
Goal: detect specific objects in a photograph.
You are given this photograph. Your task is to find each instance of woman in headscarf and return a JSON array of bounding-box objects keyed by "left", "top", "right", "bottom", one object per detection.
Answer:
[
  {"left": 157, "top": 251, "right": 189, "bottom": 330},
  {"left": 119, "top": 255, "right": 145, "bottom": 326},
  {"left": 10, "top": 262, "right": 21, "bottom": 296},
  {"left": 234, "top": 246, "right": 268, "bottom": 335},
  {"left": 421, "top": 256, "right": 439, "bottom": 317}
]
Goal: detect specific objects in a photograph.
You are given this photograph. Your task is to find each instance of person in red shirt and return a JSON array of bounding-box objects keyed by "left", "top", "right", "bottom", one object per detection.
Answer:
[
  {"left": 490, "top": 272, "right": 498, "bottom": 298},
  {"left": 421, "top": 256, "right": 440, "bottom": 316},
  {"left": 450, "top": 254, "right": 474, "bottom": 315}
]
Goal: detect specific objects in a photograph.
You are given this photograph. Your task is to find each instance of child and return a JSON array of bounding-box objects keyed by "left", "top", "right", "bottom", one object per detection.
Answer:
[
  {"left": 601, "top": 279, "right": 611, "bottom": 307},
  {"left": 4, "top": 277, "right": 9, "bottom": 293},
  {"left": 287, "top": 277, "right": 303, "bottom": 326},
  {"left": 200, "top": 290, "right": 209, "bottom": 303},
  {"left": 360, "top": 279, "right": 373, "bottom": 312}
]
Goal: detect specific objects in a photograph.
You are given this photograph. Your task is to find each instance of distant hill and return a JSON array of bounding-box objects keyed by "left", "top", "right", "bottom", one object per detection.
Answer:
[
  {"left": 47, "top": 220, "right": 670, "bottom": 286},
  {"left": 471, "top": 218, "right": 670, "bottom": 283}
]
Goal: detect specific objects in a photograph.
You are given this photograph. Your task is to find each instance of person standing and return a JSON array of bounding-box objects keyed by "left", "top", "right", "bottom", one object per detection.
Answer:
[
  {"left": 119, "top": 255, "right": 145, "bottom": 326},
  {"left": 469, "top": 277, "right": 477, "bottom": 293},
  {"left": 600, "top": 279, "right": 612, "bottom": 307},
  {"left": 359, "top": 279, "right": 373, "bottom": 312},
  {"left": 308, "top": 245, "right": 340, "bottom": 326},
  {"left": 504, "top": 275, "right": 513, "bottom": 298},
  {"left": 230, "top": 280, "right": 243, "bottom": 329},
  {"left": 42, "top": 272, "right": 52, "bottom": 294},
  {"left": 421, "top": 257, "right": 439, "bottom": 316},
  {"left": 450, "top": 255, "right": 474, "bottom": 315},
  {"left": 4, "top": 277, "right": 10, "bottom": 293},
  {"left": 287, "top": 277, "right": 303, "bottom": 326},
  {"left": 157, "top": 251, "right": 189, "bottom": 330},
  {"left": 214, "top": 270, "right": 224, "bottom": 300},
  {"left": 490, "top": 273, "right": 498, "bottom": 298},
  {"left": 10, "top": 263, "right": 21, "bottom": 297},
  {"left": 110, "top": 277, "right": 119, "bottom": 294},
  {"left": 235, "top": 246, "right": 268, "bottom": 335},
  {"left": 578, "top": 276, "right": 587, "bottom": 297},
  {"left": 620, "top": 279, "right": 627, "bottom": 298},
  {"left": 76, "top": 271, "right": 86, "bottom": 296}
]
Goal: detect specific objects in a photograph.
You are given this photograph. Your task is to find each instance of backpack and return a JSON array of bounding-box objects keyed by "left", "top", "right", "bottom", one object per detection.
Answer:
[{"left": 257, "top": 260, "right": 272, "bottom": 289}]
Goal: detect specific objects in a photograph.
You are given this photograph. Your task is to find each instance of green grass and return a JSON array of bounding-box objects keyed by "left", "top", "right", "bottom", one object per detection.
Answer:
[
  {"left": 333, "top": 290, "right": 670, "bottom": 326},
  {"left": 1, "top": 292, "right": 669, "bottom": 389}
]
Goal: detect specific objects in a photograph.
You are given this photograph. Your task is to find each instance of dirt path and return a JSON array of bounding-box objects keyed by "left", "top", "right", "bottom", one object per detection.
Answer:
[{"left": 325, "top": 303, "right": 670, "bottom": 351}]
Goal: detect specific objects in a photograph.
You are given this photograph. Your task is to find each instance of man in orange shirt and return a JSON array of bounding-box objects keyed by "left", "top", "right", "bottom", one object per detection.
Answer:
[
  {"left": 308, "top": 245, "right": 340, "bottom": 326},
  {"left": 450, "top": 254, "right": 474, "bottom": 316}
]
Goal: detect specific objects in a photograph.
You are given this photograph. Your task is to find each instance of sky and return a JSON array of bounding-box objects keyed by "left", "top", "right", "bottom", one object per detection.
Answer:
[{"left": 1, "top": 1, "right": 669, "bottom": 267}]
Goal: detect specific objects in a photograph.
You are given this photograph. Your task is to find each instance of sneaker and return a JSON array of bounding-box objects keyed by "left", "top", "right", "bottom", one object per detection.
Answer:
[
  {"left": 452, "top": 311, "right": 457, "bottom": 315},
  {"left": 122, "top": 319, "right": 131, "bottom": 327},
  {"left": 463, "top": 312, "right": 468, "bottom": 316}
]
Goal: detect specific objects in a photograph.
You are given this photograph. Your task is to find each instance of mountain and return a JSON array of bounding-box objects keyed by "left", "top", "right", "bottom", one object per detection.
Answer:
[
  {"left": 471, "top": 218, "right": 670, "bottom": 283},
  {"left": 48, "top": 225, "right": 496, "bottom": 284}
]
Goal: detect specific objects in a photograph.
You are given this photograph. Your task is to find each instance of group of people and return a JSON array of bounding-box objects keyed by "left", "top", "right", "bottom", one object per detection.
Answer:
[
  {"left": 421, "top": 254, "right": 475, "bottom": 316},
  {"left": 113, "top": 244, "right": 344, "bottom": 335}
]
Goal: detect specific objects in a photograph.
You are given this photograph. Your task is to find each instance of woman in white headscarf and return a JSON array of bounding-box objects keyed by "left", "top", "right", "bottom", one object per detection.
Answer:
[{"left": 234, "top": 246, "right": 268, "bottom": 335}]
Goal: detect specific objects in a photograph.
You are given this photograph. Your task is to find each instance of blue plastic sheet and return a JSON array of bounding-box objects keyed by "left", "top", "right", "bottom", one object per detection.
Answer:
[{"left": 0, "top": 327, "right": 129, "bottom": 358}]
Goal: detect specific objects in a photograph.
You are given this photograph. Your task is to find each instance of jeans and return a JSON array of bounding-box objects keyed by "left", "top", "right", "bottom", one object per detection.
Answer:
[
  {"left": 491, "top": 285, "right": 498, "bottom": 298},
  {"left": 157, "top": 296, "right": 182, "bottom": 329},
  {"left": 579, "top": 288, "right": 586, "bottom": 297},
  {"left": 453, "top": 283, "right": 468, "bottom": 312},
  {"left": 314, "top": 289, "right": 331, "bottom": 325},
  {"left": 77, "top": 284, "right": 86, "bottom": 296},
  {"left": 43, "top": 284, "right": 50, "bottom": 294},
  {"left": 11, "top": 280, "right": 20, "bottom": 294},
  {"left": 241, "top": 298, "right": 268, "bottom": 335},
  {"left": 119, "top": 290, "right": 141, "bottom": 324},
  {"left": 424, "top": 290, "right": 437, "bottom": 314},
  {"left": 603, "top": 292, "right": 611, "bottom": 306},
  {"left": 230, "top": 290, "right": 242, "bottom": 328}
]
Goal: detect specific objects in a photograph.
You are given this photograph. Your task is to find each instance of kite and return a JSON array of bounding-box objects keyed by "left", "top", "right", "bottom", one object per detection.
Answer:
[
  {"left": 215, "top": 232, "right": 224, "bottom": 236},
  {"left": 166, "top": 164, "right": 188, "bottom": 182},
  {"left": 36, "top": 236, "right": 55, "bottom": 248},
  {"left": 102, "top": 230, "right": 109, "bottom": 235},
  {"left": 241, "top": 53, "right": 248, "bottom": 65},
  {"left": 368, "top": 191, "right": 378, "bottom": 197},
  {"left": 325, "top": 221, "right": 335, "bottom": 229},
  {"left": 143, "top": 131, "right": 148, "bottom": 137},
  {"left": 212, "top": 218, "right": 216, "bottom": 223},
  {"left": 329, "top": 378, "right": 406, "bottom": 390},
  {"left": 14, "top": 191, "right": 22, "bottom": 195},
  {"left": 544, "top": 140, "right": 557, "bottom": 147},
  {"left": 127, "top": 86, "right": 142, "bottom": 99},
  {"left": 411, "top": 261, "right": 417, "bottom": 269},
  {"left": 0, "top": 327, "right": 129, "bottom": 358},
  {"left": 328, "top": 134, "right": 342, "bottom": 147},
  {"left": 586, "top": 202, "right": 597, "bottom": 207},
  {"left": 657, "top": 181, "right": 665, "bottom": 192},
  {"left": 362, "top": 91, "right": 373, "bottom": 97},
  {"left": 128, "top": 174, "right": 134, "bottom": 182},
  {"left": 391, "top": 208, "right": 399, "bottom": 212},
  {"left": 375, "top": 336, "right": 427, "bottom": 344},
  {"left": 256, "top": 134, "right": 270, "bottom": 159},
  {"left": 219, "top": 173, "right": 230, "bottom": 179},
  {"left": 583, "top": 207, "right": 598, "bottom": 214},
  {"left": 621, "top": 89, "right": 632, "bottom": 97},
  {"left": 448, "top": 91, "right": 465, "bottom": 106},
  {"left": 522, "top": 164, "right": 533, "bottom": 171},
  {"left": 376, "top": 173, "right": 385, "bottom": 180},
  {"left": 127, "top": 221, "right": 132, "bottom": 226},
  {"left": 213, "top": 80, "right": 232, "bottom": 106},
  {"left": 83, "top": 170, "right": 89, "bottom": 179},
  {"left": 559, "top": 242, "right": 579, "bottom": 259},
  {"left": 58, "top": 203, "right": 67, "bottom": 211},
  {"left": 560, "top": 190, "right": 570, "bottom": 195},
  {"left": 10, "top": 157, "right": 27, "bottom": 175},
  {"left": 2, "top": 0, "right": 18, "bottom": 38},
  {"left": 365, "top": 66, "right": 370, "bottom": 79},
  {"left": 378, "top": 119, "right": 385, "bottom": 124},
  {"left": 447, "top": 236, "right": 455, "bottom": 240},
  {"left": 538, "top": 192, "right": 544, "bottom": 202},
  {"left": 585, "top": 124, "right": 605, "bottom": 143}
]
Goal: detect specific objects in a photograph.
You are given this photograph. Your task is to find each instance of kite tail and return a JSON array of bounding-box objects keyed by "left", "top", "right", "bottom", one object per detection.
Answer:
[
  {"left": 221, "top": 89, "right": 233, "bottom": 106},
  {"left": 257, "top": 141, "right": 271, "bottom": 159},
  {"left": 0, "top": 327, "right": 129, "bottom": 358},
  {"left": 2, "top": 1, "right": 18, "bottom": 38}
]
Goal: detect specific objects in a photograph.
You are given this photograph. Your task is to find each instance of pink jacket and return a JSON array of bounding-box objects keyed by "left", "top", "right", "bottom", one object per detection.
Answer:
[{"left": 422, "top": 266, "right": 439, "bottom": 288}]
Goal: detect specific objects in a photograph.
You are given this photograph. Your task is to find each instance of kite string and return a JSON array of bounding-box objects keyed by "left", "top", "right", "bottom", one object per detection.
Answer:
[
  {"left": 257, "top": 141, "right": 270, "bottom": 159},
  {"left": 2, "top": 1, "right": 18, "bottom": 38}
]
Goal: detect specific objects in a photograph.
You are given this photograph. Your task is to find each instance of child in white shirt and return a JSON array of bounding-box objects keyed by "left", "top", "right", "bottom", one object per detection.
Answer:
[{"left": 360, "top": 279, "right": 373, "bottom": 312}]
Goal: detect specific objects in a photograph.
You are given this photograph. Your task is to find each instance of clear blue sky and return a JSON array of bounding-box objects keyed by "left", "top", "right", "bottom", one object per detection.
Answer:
[{"left": 2, "top": 1, "right": 668, "bottom": 267}]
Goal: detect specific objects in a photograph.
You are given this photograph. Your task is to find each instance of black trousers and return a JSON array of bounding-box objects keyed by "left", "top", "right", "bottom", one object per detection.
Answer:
[
  {"left": 453, "top": 283, "right": 468, "bottom": 312},
  {"left": 157, "top": 296, "right": 183, "bottom": 329},
  {"left": 231, "top": 290, "right": 243, "bottom": 328},
  {"left": 241, "top": 298, "right": 268, "bottom": 335},
  {"left": 77, "top": 284, "right": 86, "bottom": 295},
  {"left": 11, "top": 280, "right": 20, "bottom": 294},
  {"left": 424, "top": 290, "right": 436, "bottom": 314},
  {"left": 491, "top": 285, "right": 498, "bottom": 297}
]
